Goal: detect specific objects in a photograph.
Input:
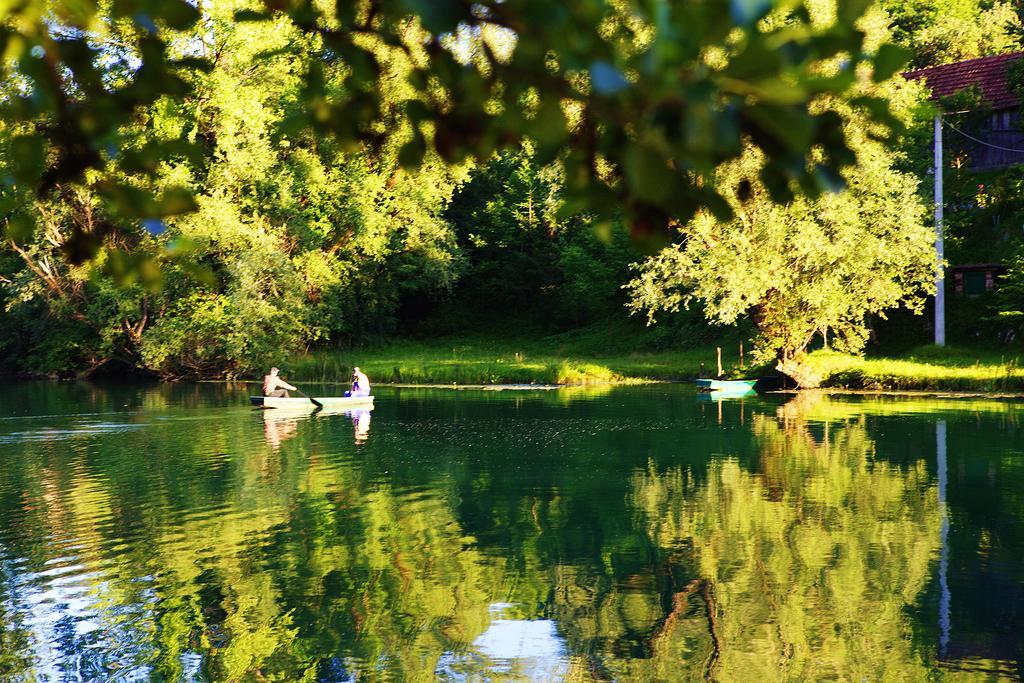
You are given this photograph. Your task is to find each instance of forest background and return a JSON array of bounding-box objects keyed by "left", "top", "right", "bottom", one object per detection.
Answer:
[{"left": 4, "top": 0, "right": 1024, "bottom": 387}]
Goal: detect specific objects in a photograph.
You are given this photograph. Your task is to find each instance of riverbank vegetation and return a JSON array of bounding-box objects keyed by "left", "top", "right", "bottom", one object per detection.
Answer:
[
  {"left": 286, "top": 328, "right": 736, "bottom": 385},
  {"left": 285, "top": 335, "right": 1024, "bottom": 392},
  {"left": 802, "top": 346, "right": 1024, "bottom": 391},
  {"left": 5, "top": 0, "right": 1024, "bottom": 390}
]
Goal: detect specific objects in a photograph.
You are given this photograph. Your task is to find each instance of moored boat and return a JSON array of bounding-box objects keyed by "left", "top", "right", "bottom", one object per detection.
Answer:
[
  {"left": 694, "top": 378, "right": 758, "bottom": 393},
  {"left": 250, "top": 395, "right": 374, "bottom": 409}
]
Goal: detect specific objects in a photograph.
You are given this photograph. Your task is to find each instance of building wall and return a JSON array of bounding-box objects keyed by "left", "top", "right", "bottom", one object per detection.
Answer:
[{"left": 971, "top": 108, "right": 1024, "bottom": 170}]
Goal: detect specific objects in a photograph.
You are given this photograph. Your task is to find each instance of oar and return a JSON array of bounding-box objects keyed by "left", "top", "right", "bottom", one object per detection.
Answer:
[{"left": 294, "top": 387, "right": 323, "bottom": 409}]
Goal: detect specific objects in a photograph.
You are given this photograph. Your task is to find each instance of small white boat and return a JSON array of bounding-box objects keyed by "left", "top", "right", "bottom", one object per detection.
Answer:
[{"left": 250, "top": 395, "right": 374, "bottom": 409}]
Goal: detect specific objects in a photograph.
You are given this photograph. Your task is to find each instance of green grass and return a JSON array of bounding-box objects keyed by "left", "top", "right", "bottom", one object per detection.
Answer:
[
  {"left": 802, "top": 345, "right": 1024, "bottom": 392},
  {"left": 288, "top": 332, "right": 1024, "bottom": 392},
  {"left": 286, "top": 333, "right": 747, "bottom": 385}
]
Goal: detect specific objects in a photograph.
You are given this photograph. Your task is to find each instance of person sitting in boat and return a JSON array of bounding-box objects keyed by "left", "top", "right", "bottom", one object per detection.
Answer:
[
  {"left": 263, "top": 367, "right": 297, "bottom": 398},
  {"left": 345, "top": 366, "right": 371, "bottom": 397}
]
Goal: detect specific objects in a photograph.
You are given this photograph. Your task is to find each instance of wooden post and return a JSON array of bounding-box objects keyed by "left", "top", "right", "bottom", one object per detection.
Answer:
[
  {"left": 716, "top": 347, "right": 723, "bottom": 378},
  {"left": 934, "top": 113, "right": 946, "bottom": 346}
]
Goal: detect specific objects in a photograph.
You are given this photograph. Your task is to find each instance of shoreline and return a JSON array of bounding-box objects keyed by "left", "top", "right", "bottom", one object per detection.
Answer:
[
  {"left": 12, "top": 374, "right": 1024, "bottom": 399},
  {"left": 11, "top": 340, "right": 1024, "bottom": 397},
  {"left": 770, "top": 388, "right": 1024, "bottom": 399}
]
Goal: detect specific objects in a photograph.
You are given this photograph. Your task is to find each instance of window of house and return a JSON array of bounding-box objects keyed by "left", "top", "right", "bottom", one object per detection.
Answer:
[{"left": 963, "top": 270, "right": 987, "bottom": 296}]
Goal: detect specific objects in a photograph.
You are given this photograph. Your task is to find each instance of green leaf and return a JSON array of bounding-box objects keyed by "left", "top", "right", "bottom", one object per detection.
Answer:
[
  {"left": 10, "top": 135, "right": 46, "bottom": 185},
  {"left": 103, "top": 250, "right": 164, "bottom": 291},
  {"left": 696, "top": 187, "right": 734, "bottom": 222},
  {"left": 398, "top": 132, "right": 426, "bottom": 168},
  {"left": 154, "top": 0, "right": 200, "bottom": 30},
  {"left": 336, "top": 2, "right": 357, "bottom": 27},
  {"left": 872, "top": 43, "right": 911, "bottom": 83},
  {"left": 157, "top": 186, "right": 197, "bottom": 216},
  {"left": 4, "top": 214, "right": 35, "bottom": 244},
  {"left": 744, "top": 105, "right": 813, "bottom": 151},
  {"left": 61, "top": 226, "right": 104, "bottom": 265},
  {"left": 178, "top": 260, "right": 217, "bottom": 288},
  {"left": 405, "top": 100, "right": 432, "bottom": 125},
  {"left": 812, "top": 164, "right": 846, "bottom": 193},
  {"left": 169, "top": 57, "right": 212, "bottom": 73},
  {"left": 529, "top": 97, "right": 566, "bottom": 146},
  {"left": 723, "top": 41, "right": 783, "bottom": 81},
  {"left": 98, "top": 182, "right": 159, "bottom": 219},
  {"left": 624, "top": 143, "right": 671, "bottom": 204},
  {"left": 760, "top": 162, "right": 796, "bottom": 204},
  {"left": 850, "top": 96, "right": 903, "bottom": 137},
  {"left": 837, "top": 0, "right": 872, "bottom": 25},
  {"left": 401, "top": 0, "right": 465, "bottom": 34},
  {"left": 287, "top": 0, "right": 320, "bottom": 29},
  {"left": 234, "top": 9, "right": 271, "bottom": 22}
]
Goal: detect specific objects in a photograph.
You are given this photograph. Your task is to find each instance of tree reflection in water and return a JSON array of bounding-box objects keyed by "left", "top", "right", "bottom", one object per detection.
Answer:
[
  {"left": 623, "top": 401, "right": 940, "bottom": 680},
  {"left": 0, "top": 385, "right": 1018, "bottom": 680}
]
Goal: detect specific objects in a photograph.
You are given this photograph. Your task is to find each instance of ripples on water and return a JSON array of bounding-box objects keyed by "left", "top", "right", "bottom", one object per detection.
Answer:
[{"left": 0, "top": 383, "right": 1023, "bottom": 681}]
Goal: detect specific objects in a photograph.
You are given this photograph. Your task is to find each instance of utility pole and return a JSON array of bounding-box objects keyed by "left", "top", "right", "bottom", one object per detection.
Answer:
[
  {"left": 934, "top": 113, "right": 946, "bottom": 346},
  {"left": 937, "top": 420, "right": 950, "bottom": 658}
]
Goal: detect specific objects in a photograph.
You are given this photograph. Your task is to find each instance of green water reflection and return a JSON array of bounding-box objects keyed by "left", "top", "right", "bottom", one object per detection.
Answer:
[{"left": 0, "top": 383, "right": 1021, "bottom": 681}]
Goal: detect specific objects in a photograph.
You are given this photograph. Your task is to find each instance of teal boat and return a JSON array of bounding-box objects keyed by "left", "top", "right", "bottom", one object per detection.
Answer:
[{"left": 695, "top": 378, "right": 758, "bottom": 392}]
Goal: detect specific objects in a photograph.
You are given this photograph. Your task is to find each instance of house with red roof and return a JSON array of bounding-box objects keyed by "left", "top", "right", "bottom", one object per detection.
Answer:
[
  {"left": 901, "top": 53, "right": 1024, "bottom": 335},
  {"left": 905, "top": 52, "right": 1024, "bottom": 170}
]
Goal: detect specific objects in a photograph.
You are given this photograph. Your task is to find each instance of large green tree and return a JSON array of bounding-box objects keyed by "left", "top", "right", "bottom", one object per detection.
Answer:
[
  {"left": 442, "top": 149, "right": 636, "bottom": 328},
  {"left": 626, "top": 9, "right": 936, "bottom": 384},
  {"left": 0, "top": 5, "right": 464, "bottom": 377}
]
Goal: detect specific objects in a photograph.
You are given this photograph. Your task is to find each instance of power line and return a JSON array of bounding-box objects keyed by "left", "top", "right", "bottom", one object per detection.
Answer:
[{"left": 943, "top": 118, "right": 1024, "bottom": 154}]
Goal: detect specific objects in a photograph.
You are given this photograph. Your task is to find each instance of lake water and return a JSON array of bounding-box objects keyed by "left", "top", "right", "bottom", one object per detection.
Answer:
[{"left": 0, "top": 382, "right": 1022, "bottom": 681}]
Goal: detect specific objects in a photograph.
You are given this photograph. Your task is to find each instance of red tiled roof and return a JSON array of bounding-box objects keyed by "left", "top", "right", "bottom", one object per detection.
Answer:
[{"left": 904, "top": 52, "right": 1024, "bottom": 111}]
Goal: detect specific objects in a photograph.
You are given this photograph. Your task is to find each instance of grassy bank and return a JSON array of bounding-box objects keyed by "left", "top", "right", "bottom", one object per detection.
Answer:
[
  {"left": 803, "top": 346, "right": 1024, "bottom": 392},
  {"left": 287, "top": 331, "right": 1024, "bottom": 392},
  {"left": 287, "top": 334, "right": 743, "bottom": 385}
]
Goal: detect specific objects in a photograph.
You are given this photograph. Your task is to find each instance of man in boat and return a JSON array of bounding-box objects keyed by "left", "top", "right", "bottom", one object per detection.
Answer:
[
  {"left": 263, "top": 367, "right": 297, "bottom": 398},
  {"left": 345, "top": 366, "right": 371, "bottom": 397}
]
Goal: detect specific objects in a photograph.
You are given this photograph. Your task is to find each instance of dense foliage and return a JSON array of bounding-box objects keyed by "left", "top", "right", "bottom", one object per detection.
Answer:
[
  {"left": 1, "top": 9, "right": 465, "bottom": 377},
  {"left": 882, "top": 0, "right": 1021, "bottom": 69},
  {"left": 624, "top": 0, "right": 1024, "bottom": 374},
  {"left": 0, "top": 0, "right": 907, "bottom": 264},
  {"left": 626, "top": 8, "right": 937, "bottom": 380},
  {"left": 6, "top": 0, "right": 1024, "bottom": 379},
  {"left": 439, "top": 150, "right": 637, "bottom": 329},
  {"left": 6, "top": 0, "right": 910, "bottom": 378}
]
